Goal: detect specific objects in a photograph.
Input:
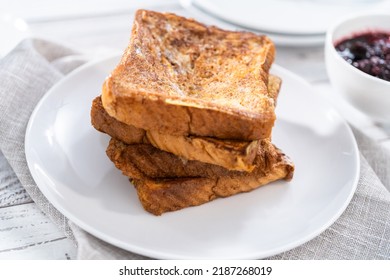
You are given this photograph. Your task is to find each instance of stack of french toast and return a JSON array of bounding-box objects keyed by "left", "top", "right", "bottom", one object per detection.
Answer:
[{"left": 91, "top": 10, "right": 294, "bottom": 215}]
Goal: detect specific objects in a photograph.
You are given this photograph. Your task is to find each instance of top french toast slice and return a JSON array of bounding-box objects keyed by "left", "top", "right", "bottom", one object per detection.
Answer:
[{"left": 101, "top": 9, "right": 276, "bottom": 141}]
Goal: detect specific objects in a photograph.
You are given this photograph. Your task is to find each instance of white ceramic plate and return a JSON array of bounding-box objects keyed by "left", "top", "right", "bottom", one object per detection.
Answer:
[
  {"left": 179, "top": 0, "right": 325, "bottom": 47},
  {"left": 25, "top": 56, "right": 359, "bottom": 259},
  {"left": 191, "top": 0, "right": 388, "bottom": 35},
  {"left": 253, "top": 31, "right": 325, "bottom": 47}
]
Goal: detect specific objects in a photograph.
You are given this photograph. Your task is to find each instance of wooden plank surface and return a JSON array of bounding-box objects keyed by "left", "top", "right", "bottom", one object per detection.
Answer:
[
  {"left": 0, "top": 151, "right": 32, "bottom": 208},
  {"left": 0, "top": 152, "right": 75, "bottom": 259},
  {"left": 0, "top": 203, "right": 76, "bottom": 260}
]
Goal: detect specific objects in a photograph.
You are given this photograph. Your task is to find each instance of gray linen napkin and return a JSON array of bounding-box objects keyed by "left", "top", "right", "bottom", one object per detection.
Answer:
[{"left": 1, "top": 39, "right": 389, "bottom": 259}]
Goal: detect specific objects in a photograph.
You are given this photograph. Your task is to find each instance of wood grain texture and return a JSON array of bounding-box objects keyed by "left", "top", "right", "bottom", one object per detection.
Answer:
[
  {"left": 0, "top": 152, "right": 33, "bottom": 208},
  {"left": 0, "top": 203, "right": 76, "bottom": 259},
  {"left": 0, "top": 238, "right": 76, "bottom": 260}
]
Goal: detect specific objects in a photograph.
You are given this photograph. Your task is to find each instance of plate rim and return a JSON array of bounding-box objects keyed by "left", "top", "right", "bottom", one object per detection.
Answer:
[
  {"left": 25, "top": 55, "right": 360, "bottom": 259},
  {"left": 190, "top": 0, "right": 384, "bottom": 36},
  {"left": 180, "top": 0, "right": 326, "bottom": 47}
]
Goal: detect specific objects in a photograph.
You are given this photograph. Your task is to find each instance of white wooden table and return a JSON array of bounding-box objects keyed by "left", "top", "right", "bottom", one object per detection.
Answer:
[{"left": 1, "top": 0, "right": 389, "bottom": 259}]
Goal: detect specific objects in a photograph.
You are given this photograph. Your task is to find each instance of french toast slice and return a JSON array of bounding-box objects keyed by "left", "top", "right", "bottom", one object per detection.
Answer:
[
  {"left": 91, "top": 96, "right": 147, "bottom": 145},
  {"left": 92, "top": 76, "right": 281, "bottom": 171},
  {"left": 106, "top": 138, "right": 294, "bottom": 215},
  {"left": 133, "top": 168, "right": 290, "bottom": 216},
  {"left": 101, "top": 9, "right": 276, "bottom": 141},
  {"left": 91, "top": 99, "right": 255, "bottom": 172}
]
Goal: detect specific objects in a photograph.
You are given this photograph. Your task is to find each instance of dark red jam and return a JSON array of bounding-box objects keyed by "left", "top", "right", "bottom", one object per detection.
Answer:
[{"left": 335, "top": 31, "right": 390, "bottom": 82}]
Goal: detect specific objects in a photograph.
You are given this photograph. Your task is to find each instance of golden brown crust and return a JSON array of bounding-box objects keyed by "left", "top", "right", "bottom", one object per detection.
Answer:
[
  {"left": 92, "top": 73, "right": 281, "bottom": 170},
  {"left": 91, "top": 97, "right": 146, "bottom": 144},
  {"left": 102, "top": 10, "right": 276, "bottom": 140},
  {"left": 92, "top": 96, "right": 259, "bottom": 171},
  {"left": 268, "top": 75, "right": 282, "bottom": 105},
  {"left": 106, "top": 138, "right": 294, "bottom": 180},
  {"left": 106, "top": 138, "right": 294, "bottom": 215},
  {"left": 133, "top": 178, "right": 217, "bottom": 215},
  {"left": 106, "top": 139, "right": 236, "bottom": 179},
  {"left": 146, "top": 131, "right": 259, "bottom": 172},
  {"left": 133, "top": 163, "right": 289, "bottom": 215}
]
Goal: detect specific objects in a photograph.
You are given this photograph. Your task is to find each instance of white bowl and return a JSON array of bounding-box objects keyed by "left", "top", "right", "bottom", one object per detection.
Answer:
[{"left": 325, "top": 13, "right": 390, "bottom": 123}]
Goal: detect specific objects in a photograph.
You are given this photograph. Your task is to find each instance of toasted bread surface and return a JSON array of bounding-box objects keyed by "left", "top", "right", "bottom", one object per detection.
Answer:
[
  {"left": 92, "top": 96, "right": 258, "bottom": 171},
  {"left": 106, "top": 138, "right": 294, "bottom": 215},
  {"left": 92, "top": 75, "right": 280, "bottom": 171},
  {"left": 146, "top": 131, "right": 259, "bottom": 171},
  {"left": 106, "top": 137, "right": 293, "bottom": 179},
  {"left": 91, "top": 97, "right": 146, "bottom": 144},
  {"left": 133, "top": 163, "right": 290, "bottom": 215},
  {"left": 101, "top": 10, "right": 276, "bottom": 140}
]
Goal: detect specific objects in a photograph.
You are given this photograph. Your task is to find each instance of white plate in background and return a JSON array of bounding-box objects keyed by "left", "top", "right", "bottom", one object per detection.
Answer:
[
  {"left": 179, "top": 0, "right": 326, "bottom": 46},
  {"left": 25, "top": 55, "right": 359, "bottom": 259},
  {"left": 190, "top": 0, "right": 388, "bottom": 35}
]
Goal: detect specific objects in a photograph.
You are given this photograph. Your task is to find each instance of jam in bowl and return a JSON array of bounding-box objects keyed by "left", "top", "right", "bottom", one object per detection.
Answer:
[
  {"left": 335, "top": 31, "right": 390, "bottom": 82},
  {"left": 325, "top": 13, "right": 390, "bottom": 123}
]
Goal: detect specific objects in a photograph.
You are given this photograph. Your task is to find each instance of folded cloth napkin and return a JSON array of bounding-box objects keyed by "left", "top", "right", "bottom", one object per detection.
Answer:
[{"left": 0, "top": 39, "right": 389, "bottom": 259}]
